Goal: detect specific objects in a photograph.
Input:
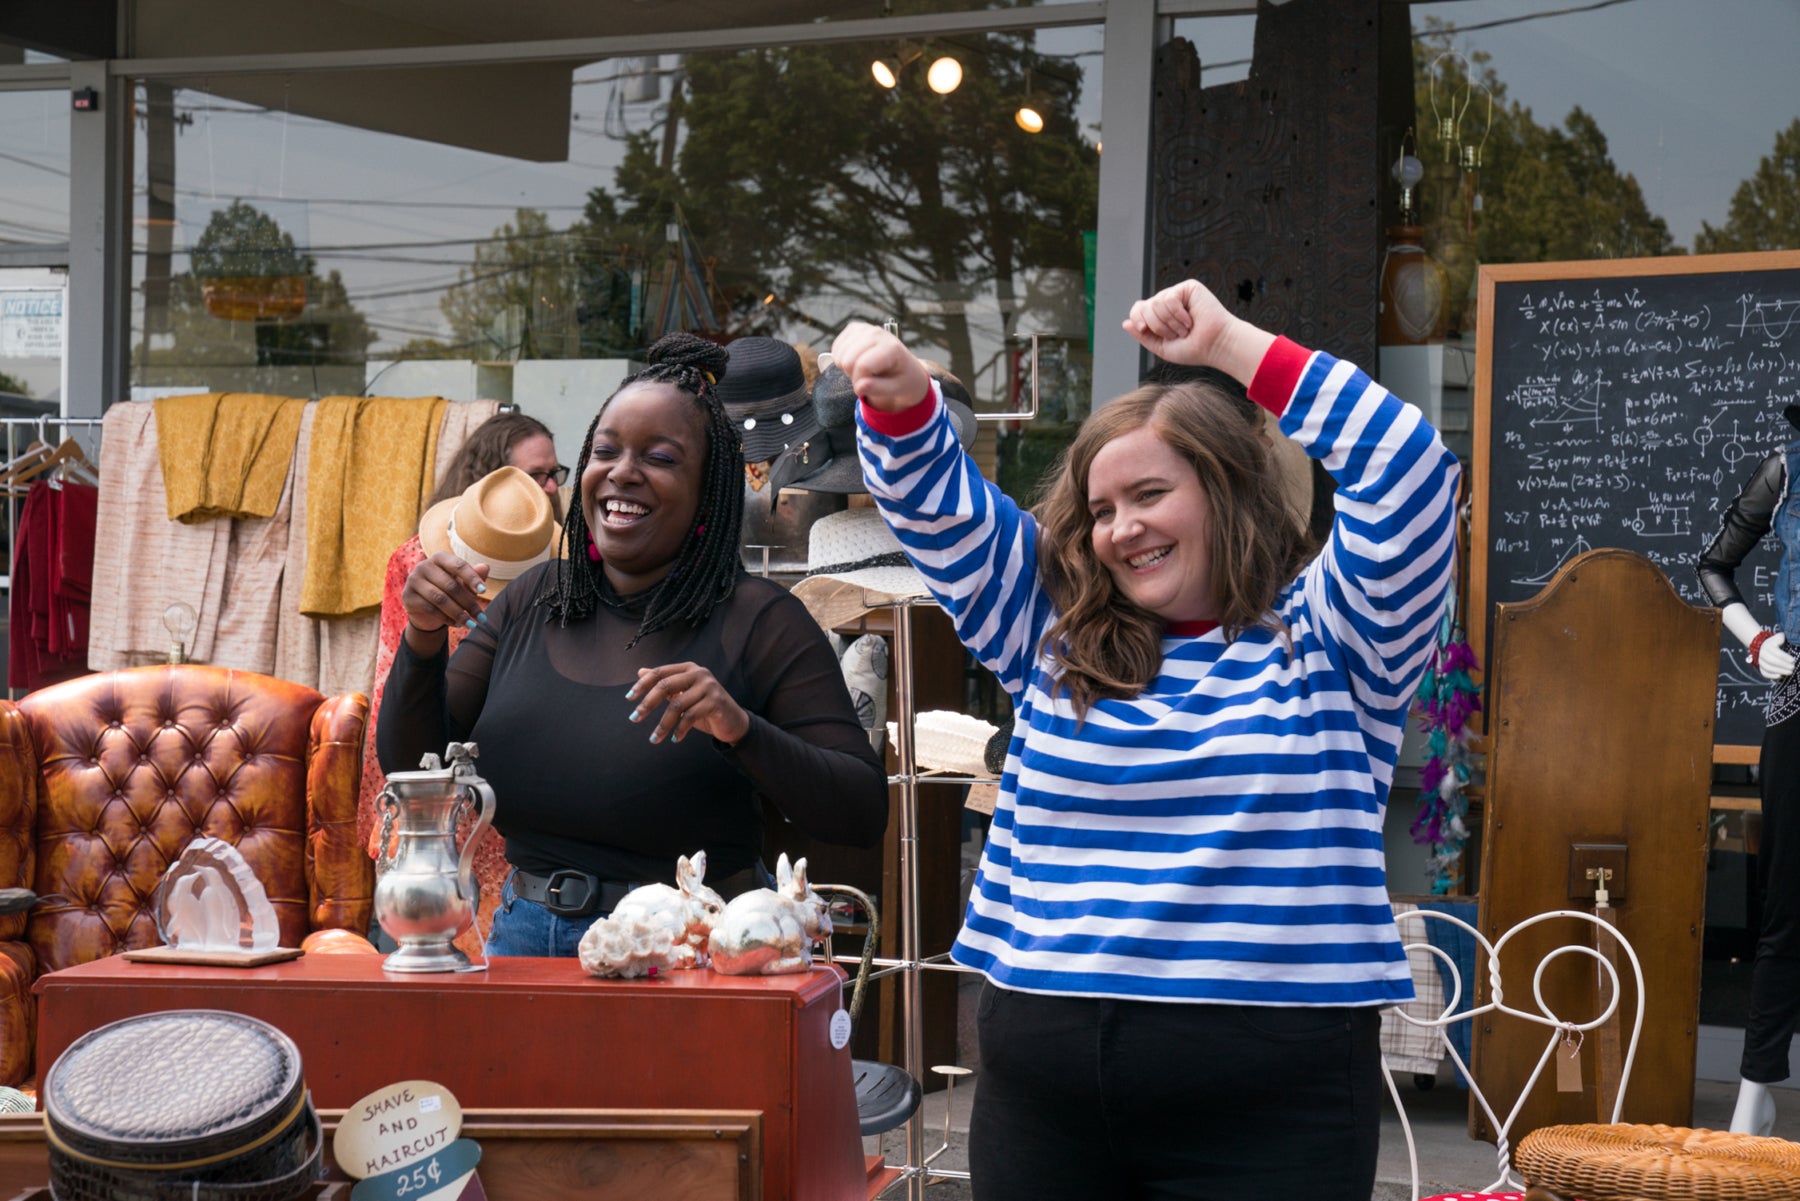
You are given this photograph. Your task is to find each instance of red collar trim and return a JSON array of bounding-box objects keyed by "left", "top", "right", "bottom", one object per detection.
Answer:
[{"left": 1164, "top": 619, "right": 1220, "bottom": 638}]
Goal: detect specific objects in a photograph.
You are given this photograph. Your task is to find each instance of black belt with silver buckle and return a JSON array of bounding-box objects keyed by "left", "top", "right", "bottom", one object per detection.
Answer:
[{"left": 511, "top": 869, "right": 639, "bottom": 919}]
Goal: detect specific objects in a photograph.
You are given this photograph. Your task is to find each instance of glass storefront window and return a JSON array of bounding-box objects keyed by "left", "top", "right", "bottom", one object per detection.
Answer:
[
  {"left": 1409, "top": 0, "right": 1799, "bottom": 275},
  {"left": 1168, "top": 15, "right": 1256, "bottom": 90},
  {"left": 0, "top": 88, "right": 70, "bottom": 408},
  {"left": 0, "top": 88, "right": 69, "bottom": 248},
  {"left": 1381, "top": 0, "right": 1799, "bottom": 460},
  {"left": 129, "top": 25, "right": 1104, "bottom": 507}
]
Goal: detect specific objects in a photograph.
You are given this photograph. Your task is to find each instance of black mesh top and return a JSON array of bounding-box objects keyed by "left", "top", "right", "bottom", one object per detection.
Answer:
[
  {"left": 378, "top": 562, "right": 888, "bottom": 886},
  {"left": 1697, "top": 449, "right": 1784, "bottom": 611}
]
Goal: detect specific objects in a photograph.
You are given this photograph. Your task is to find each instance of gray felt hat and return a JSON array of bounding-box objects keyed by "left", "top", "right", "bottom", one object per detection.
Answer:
[{"left": 781, "top": 365, "right": 976, "bottom": 495}]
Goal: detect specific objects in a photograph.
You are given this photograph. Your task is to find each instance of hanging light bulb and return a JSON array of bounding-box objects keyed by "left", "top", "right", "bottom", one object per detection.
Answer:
[
  {"left": 1015, "top": 65, "right": 1044, "bottom": 133},
  {"left": 1427, "top": 51, "right": 1473, "bottom": 163},
  {"left": 163, "top": 601, "right": 197, "bottom": 665},
  {"left": 871, "top": 57, "right": 900, "bottom": 89},
  {"left": 927, "top": 56, "right": 962, "bottom": 95},
  {"left": 1391, "top": 128, "right": 1424, "bottom": 224}
]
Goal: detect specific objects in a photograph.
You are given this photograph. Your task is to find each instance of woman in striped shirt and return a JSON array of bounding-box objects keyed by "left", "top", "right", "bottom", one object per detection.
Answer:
[{"left": 832, "top": 279, "right": 1460, "bottom": 1201}]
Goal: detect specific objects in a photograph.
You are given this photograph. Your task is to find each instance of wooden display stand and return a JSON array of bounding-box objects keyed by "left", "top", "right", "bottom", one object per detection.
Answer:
[
  {"left": 29, "top": 955, "right": 875, "bottom": 1201},
  {"left": 0, "top": 1109, "right": 765, "bottom": 1201},
  {"left": 1474, "top": 548, "right": 1719, "bottom": 1141}
]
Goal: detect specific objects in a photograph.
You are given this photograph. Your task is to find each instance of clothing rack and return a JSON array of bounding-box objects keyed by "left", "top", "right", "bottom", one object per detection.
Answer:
[
  {"left": 1, "top": 415, "right": 107, "bottom": 701},
  {"left": 0, "top": 415, "right": 106, "bottom": 580}
]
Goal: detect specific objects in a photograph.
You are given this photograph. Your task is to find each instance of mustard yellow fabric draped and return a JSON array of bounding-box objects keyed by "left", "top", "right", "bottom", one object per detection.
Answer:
[
  {"left": 154, "top": 393, "right": 307, "bottom": 524},
  {"left": 300, "top": 395, "right": 449, "bottom": 618}
]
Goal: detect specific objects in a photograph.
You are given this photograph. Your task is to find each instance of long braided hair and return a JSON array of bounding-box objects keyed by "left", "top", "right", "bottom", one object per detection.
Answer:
[{"left": 539, "top": 333, "right": 745, "bottom": 646}]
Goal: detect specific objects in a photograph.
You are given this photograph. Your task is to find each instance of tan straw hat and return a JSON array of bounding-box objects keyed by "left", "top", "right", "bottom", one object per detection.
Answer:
[
  {"left": 418, "top": 465, "right": 559, "bottom": 595},
  {"left": 790, "top": 507, "right": 932, "bottom": 631}
]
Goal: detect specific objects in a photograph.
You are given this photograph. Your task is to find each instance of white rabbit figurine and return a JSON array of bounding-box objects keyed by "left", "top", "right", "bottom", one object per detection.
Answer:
[
  {"left": 607, "top": 851, "right": 726, "bottom": 969},
  {"left": 708, "top": 854, "right": 831, "bottom": 976}
]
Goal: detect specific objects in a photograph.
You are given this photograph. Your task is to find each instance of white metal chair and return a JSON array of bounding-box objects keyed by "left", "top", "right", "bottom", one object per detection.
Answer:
[{"left": 1383, "top": 908, "right": 1645, "bottom": 1201}]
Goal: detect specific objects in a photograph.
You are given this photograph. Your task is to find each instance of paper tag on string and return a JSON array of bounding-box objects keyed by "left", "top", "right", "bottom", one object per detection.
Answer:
[{"left": 1556, "top": 1029, "right": 1583, "bottom": 1093}]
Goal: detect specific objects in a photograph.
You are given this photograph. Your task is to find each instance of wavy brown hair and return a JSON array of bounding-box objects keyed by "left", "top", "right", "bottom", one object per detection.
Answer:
[{"left": 1034, "top": 381, "right": 1318, "bottom": 715}]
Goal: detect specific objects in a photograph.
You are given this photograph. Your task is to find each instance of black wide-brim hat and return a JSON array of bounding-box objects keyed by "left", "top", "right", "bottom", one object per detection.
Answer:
[
  {"left": 716, "top": 336, "right": 821, "bottom": 464},
  {"left": 779, "top": 364, "right": 976, "bottom": 494}
]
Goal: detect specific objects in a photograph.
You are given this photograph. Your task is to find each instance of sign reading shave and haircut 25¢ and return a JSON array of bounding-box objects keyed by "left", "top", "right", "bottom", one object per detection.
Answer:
[{"left": 333, "top": 1080, "right": 466, "bottom": 1180}]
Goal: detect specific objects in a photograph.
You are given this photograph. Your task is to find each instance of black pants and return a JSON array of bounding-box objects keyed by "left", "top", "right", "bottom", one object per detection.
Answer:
[
  {"left": 1745, "top": 710, "right": 1800, "bottom": 1082},
  {"left": 969, "top": 984, "right": 1382, "bottom": 1201}
]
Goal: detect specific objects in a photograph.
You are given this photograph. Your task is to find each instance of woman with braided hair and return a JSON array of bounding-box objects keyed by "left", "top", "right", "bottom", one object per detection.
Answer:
[{"left": 379, "top": 333, "right": 888, "bottom": 957}]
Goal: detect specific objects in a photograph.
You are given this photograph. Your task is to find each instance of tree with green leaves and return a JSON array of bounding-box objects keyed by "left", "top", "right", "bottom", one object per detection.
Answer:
[
  {"left": 427, "top": 208, "right": 586, "bottom": 360},
  {"left": 188, "top": 199, "right": 312, "bottom": 282},
  {"left": 1695, "top": 118, "right": 1800, "bottom": 254},
  {"left": 135, "top": 200, "right": 375, "bottom": 394},
  {"left": 0, "top": 371, "right": 29, "bottom": 397},
  {"left": 578, "top": 36, "right": 1098, "bottom": 386}
]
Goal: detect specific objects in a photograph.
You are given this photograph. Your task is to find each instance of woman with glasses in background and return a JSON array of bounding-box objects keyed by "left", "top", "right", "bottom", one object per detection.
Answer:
[{"left": 359, "top": 410, "right": 567, "bottom": 954}]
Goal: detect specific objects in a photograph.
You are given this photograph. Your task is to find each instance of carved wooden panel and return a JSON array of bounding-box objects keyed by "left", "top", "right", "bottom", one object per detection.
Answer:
[{"left": 1152, "top": 0, "right": 1386, "bottom": 368}]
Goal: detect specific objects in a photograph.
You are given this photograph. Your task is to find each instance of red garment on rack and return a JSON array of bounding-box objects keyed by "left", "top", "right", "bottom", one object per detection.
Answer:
[{"left": 8, "top": 479, "right": 98, "bottom": 691}]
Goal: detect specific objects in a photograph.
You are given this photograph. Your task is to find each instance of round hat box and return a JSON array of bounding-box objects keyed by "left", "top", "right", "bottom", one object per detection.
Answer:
[{"left": 42, "top": 1009, "right": 320, "bottom": 1201}]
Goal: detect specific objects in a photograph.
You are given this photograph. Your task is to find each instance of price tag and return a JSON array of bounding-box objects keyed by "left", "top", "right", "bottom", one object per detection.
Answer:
[
  {"left": 1555, "top": 1032, "right": 1583, "bottom": 1093},
  {"left": 350, "top": 1137, "right": 481, "bottom": 1201},
  {"left": 829, "top": 1008, "right": 852, "bottom": 1050},
  {"left": 334, "top": 1080, "right": 465, "bottom": 1180}
]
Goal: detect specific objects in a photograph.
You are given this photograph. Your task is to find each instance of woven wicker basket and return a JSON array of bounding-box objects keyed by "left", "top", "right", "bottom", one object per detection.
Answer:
[{"left": 1517, "top": 1123, "right": 1800, "bottom": 1201}]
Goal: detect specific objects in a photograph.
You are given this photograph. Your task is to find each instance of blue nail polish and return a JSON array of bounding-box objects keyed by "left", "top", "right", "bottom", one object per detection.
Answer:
[
  {"left": 464, "top": 618, "right": 478, "bottom": 630},
  {"left": 648, "top": 731, "right": 661, "bottom": 743},
  {"left": 629, "top": 710, "right": 641, "bottom": 723},
  {"left": 477, "top": 612, "right": 489, "bottom": 623},
  {"left": 475, "top": 582, "right": 487, "bottom": 595}
]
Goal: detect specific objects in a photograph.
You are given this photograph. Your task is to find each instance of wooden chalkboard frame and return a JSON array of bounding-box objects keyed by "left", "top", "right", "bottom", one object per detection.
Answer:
[{"left": 1472, "top": 249, "right": 1800, "bottom": 764}]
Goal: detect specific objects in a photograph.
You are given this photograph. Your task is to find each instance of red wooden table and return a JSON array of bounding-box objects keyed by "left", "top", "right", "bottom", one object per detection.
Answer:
[{"left": 34, "top": 955, "right": 871, "bottom": 1201}]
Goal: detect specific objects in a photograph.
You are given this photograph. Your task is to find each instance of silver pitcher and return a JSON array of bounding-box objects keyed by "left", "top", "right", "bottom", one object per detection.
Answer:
[{"left": 373, "top": 742, "right": 496, "bottom": 972}]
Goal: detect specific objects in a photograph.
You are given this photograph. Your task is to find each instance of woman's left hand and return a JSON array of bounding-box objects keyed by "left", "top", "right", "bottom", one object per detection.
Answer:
[{"left": 627, "top": 663, "right": 752, "bottom": 747}]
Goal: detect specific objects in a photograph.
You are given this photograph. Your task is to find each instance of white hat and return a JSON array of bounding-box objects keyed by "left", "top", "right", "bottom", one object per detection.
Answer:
[
  {"left": 886, "top": 710, "right": 998, "bottom": 777},
  {"left": 789, "top": 507, "right": 931, "bottom": 630}
]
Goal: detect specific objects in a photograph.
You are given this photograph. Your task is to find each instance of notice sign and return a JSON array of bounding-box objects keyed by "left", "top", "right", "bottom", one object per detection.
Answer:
[
  {"left": 333, "top": 1079, "right": 465, "bottom": 1180},
  {"left": 0, "top": 291, "right": 62, "bottom": 359}
]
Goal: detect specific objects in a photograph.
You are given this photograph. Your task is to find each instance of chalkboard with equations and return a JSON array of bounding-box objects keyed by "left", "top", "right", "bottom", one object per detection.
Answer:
[{"left": 1472, "top": 250, "right": 1800, "bottom": 755}]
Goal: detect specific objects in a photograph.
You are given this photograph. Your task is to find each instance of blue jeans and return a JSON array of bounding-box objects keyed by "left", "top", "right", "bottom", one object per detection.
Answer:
[{"left": 485, "top": 871, "right": 591, "bottom": 958}]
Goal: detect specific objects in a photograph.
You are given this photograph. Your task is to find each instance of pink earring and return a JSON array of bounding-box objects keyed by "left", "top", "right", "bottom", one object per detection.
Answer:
[
  {"left": 695, "top": 523, "right": 707, "bottom": 538},
  {"left": 587, "top": 534, "right": 601, "bottom": 563}
]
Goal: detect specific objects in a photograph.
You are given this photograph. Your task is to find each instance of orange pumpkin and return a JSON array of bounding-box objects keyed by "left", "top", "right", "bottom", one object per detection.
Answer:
[{"left": 302, "top": 928, "right": 380, "bottom": 956}]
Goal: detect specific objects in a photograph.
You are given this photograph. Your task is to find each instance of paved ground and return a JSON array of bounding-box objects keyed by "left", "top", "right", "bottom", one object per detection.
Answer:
[{"left": 865, "top": 1066, "right": 1800, "bottom": 1199}]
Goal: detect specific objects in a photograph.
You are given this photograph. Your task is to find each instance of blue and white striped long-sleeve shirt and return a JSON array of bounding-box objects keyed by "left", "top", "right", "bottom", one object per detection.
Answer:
[{"left": 856, "top": 338, "right": 1461, "bottom": 1006}]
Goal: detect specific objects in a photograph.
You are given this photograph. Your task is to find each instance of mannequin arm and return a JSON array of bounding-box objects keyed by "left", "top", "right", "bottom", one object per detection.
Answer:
[{"left": 1722, "top": 602, "right": 1796, "bottom": 680}]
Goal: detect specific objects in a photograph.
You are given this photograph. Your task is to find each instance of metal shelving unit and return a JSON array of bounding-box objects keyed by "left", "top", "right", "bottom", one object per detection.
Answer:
[{"left": 846, "top": 595, "right": 994, "bottom": 1199}]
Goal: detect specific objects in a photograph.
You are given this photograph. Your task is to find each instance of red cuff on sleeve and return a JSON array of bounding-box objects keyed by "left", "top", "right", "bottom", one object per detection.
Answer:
[
  {"left": 859, "top": 379, "right": 940, "bottom": 438},
  {"left": 1246, "top": 336, "right": 1312, "bottom": 417}
]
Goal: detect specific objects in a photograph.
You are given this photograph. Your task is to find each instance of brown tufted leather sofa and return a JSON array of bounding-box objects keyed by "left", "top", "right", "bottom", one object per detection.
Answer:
[{"left": 0, "top": 665, "right": 372, "bottom": 1085}]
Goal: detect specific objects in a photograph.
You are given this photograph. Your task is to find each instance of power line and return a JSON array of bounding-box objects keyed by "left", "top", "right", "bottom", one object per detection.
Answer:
[
  {"left": 1417, "top": 0, "right": 1641, "bottom": 38},
  {"left": 0, "top": 148, "right": 68, "bottom": 179},
  {"left": 169, "top": 187, "right": 588, "bottom": 212}
]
